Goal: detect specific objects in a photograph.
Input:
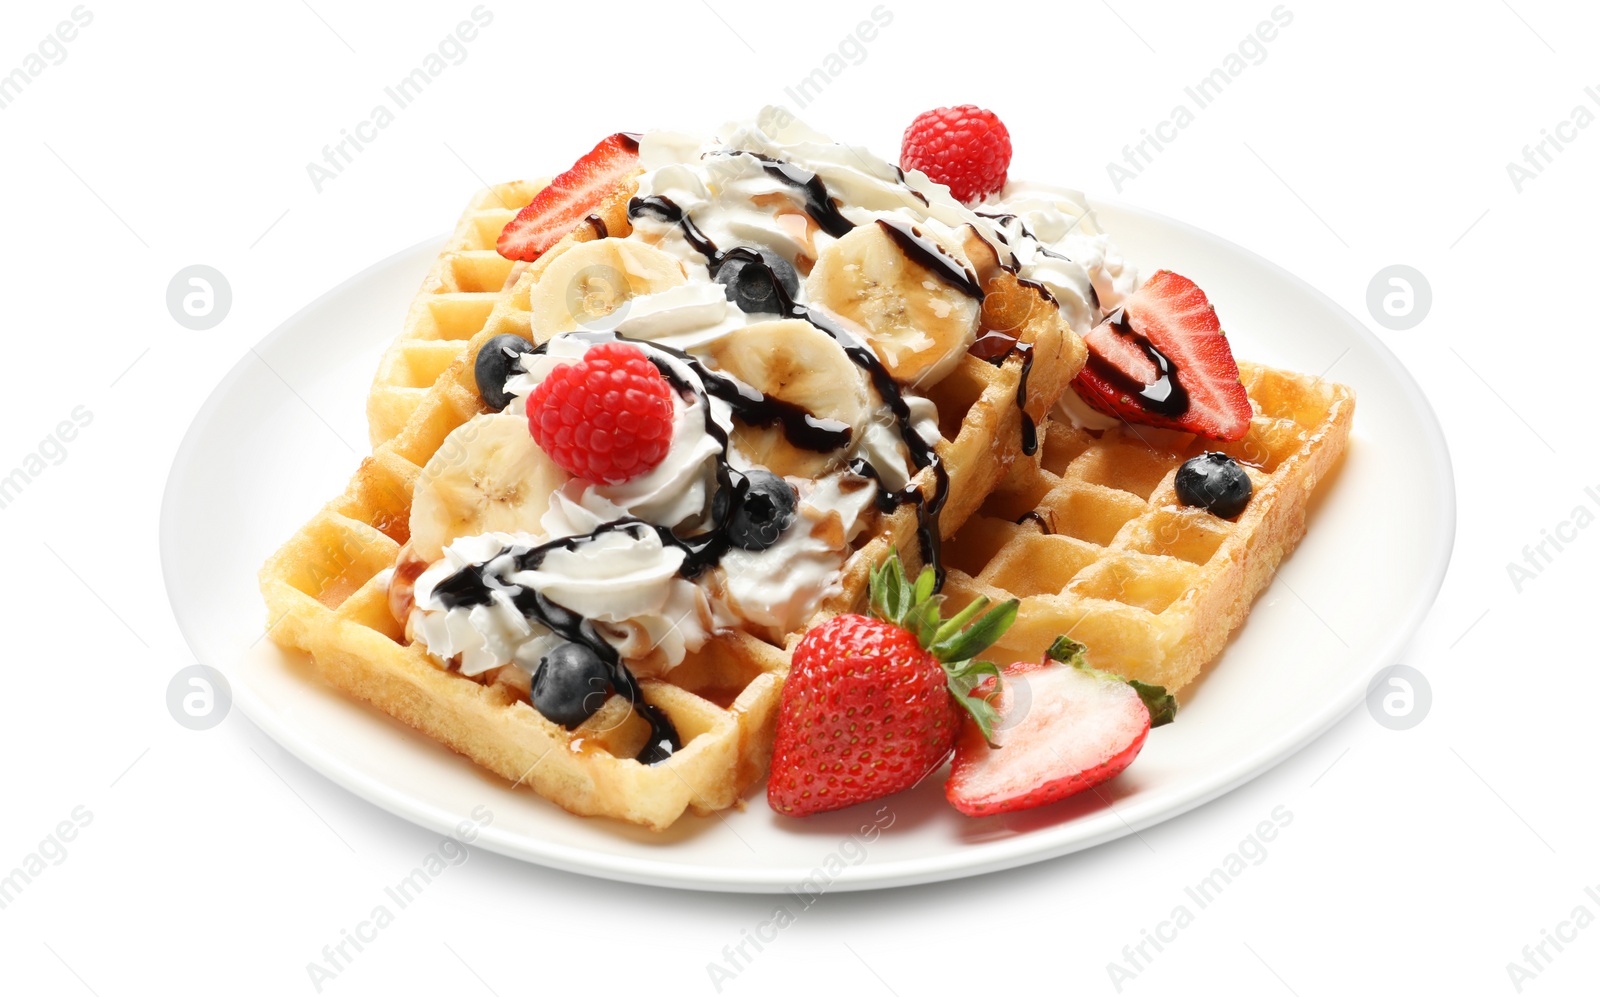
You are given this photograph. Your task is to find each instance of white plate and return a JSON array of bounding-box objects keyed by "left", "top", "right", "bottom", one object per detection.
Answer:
[{"left": 160, "top": 201, "right": 1454, "bottom": 893}]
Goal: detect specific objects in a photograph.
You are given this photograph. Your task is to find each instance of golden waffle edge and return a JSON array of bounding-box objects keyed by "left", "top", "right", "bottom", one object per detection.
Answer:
[
  {"left": 944, "top": 362, "right": 1354, "bottom": 694},
  {"left": 260, "top": 189, "right": 1086, "bottom": 830},
  {"left": 366, "top": 179, "right": 545, "bottom": 448}
]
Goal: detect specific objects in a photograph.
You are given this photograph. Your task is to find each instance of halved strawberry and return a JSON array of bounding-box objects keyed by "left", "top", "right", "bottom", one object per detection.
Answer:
[
  {"left": 496, "top": 133, "right": 641, "bottom": 262},
  {"left": 946, "top": 638, "right": 1175, "bottom": 817},
  {"left": 1071, "top": 270, "right": 1251, "bottom": 441}
]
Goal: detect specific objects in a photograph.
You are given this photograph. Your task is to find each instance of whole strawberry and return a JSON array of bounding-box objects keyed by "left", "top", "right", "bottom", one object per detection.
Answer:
[{"left": 767, "top": 555, "right": 1018, "bottom": 817}]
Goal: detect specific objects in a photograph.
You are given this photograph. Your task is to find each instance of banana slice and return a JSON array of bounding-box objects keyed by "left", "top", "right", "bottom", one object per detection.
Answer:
[
  {"left": 409, "top": 412, "right": 569, "bottom": 561},
  {"left": 528, "top": 238, "right": 687, "bottom": 341},
  {"left": 805, "top": 219, "right": 983, "bottom": 386},
  {"left": 699, "top": 318, "right": 869, "bottom": 478}
]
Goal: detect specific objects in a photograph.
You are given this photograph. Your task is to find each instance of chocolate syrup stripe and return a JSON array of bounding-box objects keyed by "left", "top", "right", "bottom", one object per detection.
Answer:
[
  {"left": 874, "top": 218, "right": 984, "bottom": 300},
  {"left": 430, "top": 521, "right": 681, "bottom": 764},
  {"left": 1085, "top": 309, "right": 1190, "bottom": 418},
  {"left": 427, "top": 153, "right": 1068, "bottom": 761},
  {"left": 440, "top": 320, "right": 873, "bottom": 762},
  {"left": 625, "top": 165, "right": 1071, "bottom": 588}
]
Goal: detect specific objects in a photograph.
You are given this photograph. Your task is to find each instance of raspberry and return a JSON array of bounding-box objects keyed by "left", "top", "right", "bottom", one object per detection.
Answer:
[
  {"left": 899, "top": 105, "right": 1012, "bottom": 205},
  {"left": 526, "top": 342, "right": 675, "bottom": 484}
]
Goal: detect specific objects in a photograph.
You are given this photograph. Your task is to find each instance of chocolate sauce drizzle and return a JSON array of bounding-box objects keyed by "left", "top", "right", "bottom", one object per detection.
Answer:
[
  {"left": 1084, "top": 309, "right": 1190, "bottom": 418},
  {"left": 431, "top": 150, "right": 1080, "bottom": 763},
  {"left": 752, "top": 156, "right": 856, "bottom": 238},
  {"left": 1016, "top": 342, "right": 1038, "bottom": 456},
  {"left": 969, "top": 332, "right": 1038, "bottom": 456},
  {"left": 874, "top": 218, "right": 984, "bottom": 300},
  {"left": 1016, "top": 511, "right": 1051, "bottom": 533},
  {"left": 429, "top": 521, "right": 681, "bottom": 764},
  {"left": 627, "top": 191, "right": 955, "bottom": 587}
]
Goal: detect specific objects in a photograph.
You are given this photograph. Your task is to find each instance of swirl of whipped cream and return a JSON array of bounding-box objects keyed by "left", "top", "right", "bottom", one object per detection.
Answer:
[
  {"left": 634, "top": 108, "right": 1012, "bottom": 286},
  {"left": 505, "top": 334, "right": 729, "bottom": 534},
  {"left": 410, "top": 533, "right": 558, "bottom": 677},
  {"left": 411, "top": 109, "right": 1144, "bottom": 681},
  {"left": 410, "top": 527, "right": 719, "bottom": 679},
  {"left": 978, "top": 181, "right": 1139, "bottom": 337},
  {"left": 507, "top": 527, "right": 717, "bottom": 675},
  {"left": 716, "top": 473, "right": 878, "bottom": 639}
]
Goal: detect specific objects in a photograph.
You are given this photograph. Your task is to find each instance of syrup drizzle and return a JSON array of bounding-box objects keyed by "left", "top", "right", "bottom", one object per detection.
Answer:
[
  {"left": 753, "top": 157, "right": 856, "bottom": 238},
  {"left": 969, "top": 332, "right": 1037, "bottom": 456},
  {"left": 1084, "top": 309, "right": 1190, "bottom": 418},
  {"left": 626, "top": 193, "right": 955, "bottom": 585},
  {"left": 874, "top": 218, "right": 984, "bottom": 300},
  {"left": 1016, "top": 342, "right": 1038, "bottom": 456},
  {"left": 430, "top": 150, "right": 1076, "bottom": 762},
  {"left": 430, "top": 522, "right": 680, "bottom": 764},
  {"left": 1016, "top": 511, "right": 1051, "bottom": 533}
]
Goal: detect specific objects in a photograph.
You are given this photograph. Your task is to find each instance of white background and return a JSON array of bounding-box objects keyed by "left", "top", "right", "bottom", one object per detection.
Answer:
[{"left": 1, "top": 0, "right": 1594, "bottom": 994}]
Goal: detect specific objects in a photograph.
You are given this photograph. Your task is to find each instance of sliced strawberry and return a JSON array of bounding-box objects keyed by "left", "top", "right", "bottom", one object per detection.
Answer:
[
  {"left": 946, "top": 639, "right": 1175, "bottom": 817},
  {"left": 1072, "top": 270, "right": 1252, "bottom": 441},
  {"left": 496, "top": 133, "right": 641, "bottom": 262}
]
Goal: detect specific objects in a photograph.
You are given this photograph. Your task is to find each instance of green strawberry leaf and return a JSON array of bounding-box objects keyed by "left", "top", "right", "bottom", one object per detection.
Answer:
[
  {"left": 932, "top": 596, "right": 991, "bottom": 647},
  {"left": 1045, "top": 635, "right": 1089, "bottom": 667},
  {"left": 864, "top": 550, "right": 1026, "bottom": 746},
  {"left": 946, "top": 658, "right": 1004, "bottom": 745},
  {"left": 1045, "top": 634, "right": 1177, "bottom": 727},
  {"left": 911, "top": 564, "right": 937, "bottom": 608},
  {"left": 932, "top": 598, "right": 1018, "bottom": 662},
  {"left": 869, "top": 550, "right": 1019, "bottom": 663},
  {"left": 1130, "top": 681, "right": 1178, "bottom": 728}
]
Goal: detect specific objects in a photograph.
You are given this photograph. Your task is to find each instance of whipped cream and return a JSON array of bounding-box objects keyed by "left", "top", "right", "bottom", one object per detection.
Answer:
[
  {"left": 978, "top": 181, "right": 1137, "bottom": 337},
  {"left": 413, "top": 328, "right": 883, "bottom": 673},
  {"left": 719, "top": 474, "right": 879, "bottom": 640},
  {"left": 506, "top": 334, "right": 729, "bottom": 535},
  {"left": 409, "top": 528, "right": 717, "bottom": 679},
  {"left": 406, "top": 108, "right": 1139, "bottom": 688}
]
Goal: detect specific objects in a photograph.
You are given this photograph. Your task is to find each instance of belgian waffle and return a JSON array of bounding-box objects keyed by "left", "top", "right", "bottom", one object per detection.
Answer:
[
  {"left": 366, "top": 180, "right": 544, "bottom": 448},
  {"left": 260, "top": 191, "right": 1086, "bottom": 829},
  {"left": 943, "top": 362, "right": 1354, "bottom": 693}
]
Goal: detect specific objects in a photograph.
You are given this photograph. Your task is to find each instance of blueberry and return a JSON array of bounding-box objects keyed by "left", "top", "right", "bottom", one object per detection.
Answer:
[
  {"left": 1175, "top": 452, "right": 1253, "bottom": 519},
  {"left": 530, "top": 641, "right": 612, "bottom": 728},
  {"left": 726, "top": 470, "right": 798, "bottom": 551},
  {"left": 474, "top": 334, "right": 536, "bottom": 411},
  {"left": 714, "top": 248, "right": 799, "bottom": 315}
]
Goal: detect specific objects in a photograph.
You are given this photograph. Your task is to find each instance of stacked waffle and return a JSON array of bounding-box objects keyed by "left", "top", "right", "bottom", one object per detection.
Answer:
[
  {"left": 262, "top": 113, "right": 1086, "bottom": 829},
  {"left": 260, "top": 109, "right": 1352, "bottom": 829}
]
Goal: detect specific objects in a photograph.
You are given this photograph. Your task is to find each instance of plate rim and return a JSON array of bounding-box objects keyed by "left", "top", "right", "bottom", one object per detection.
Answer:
[{"left": 159, "top": 200, "right": 1456, "bottom": 893}]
